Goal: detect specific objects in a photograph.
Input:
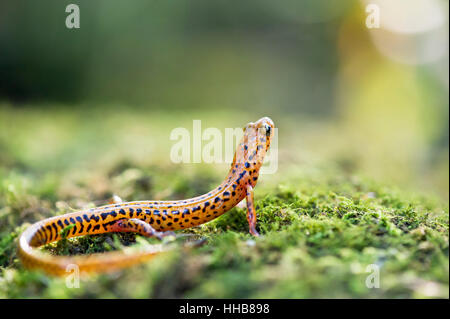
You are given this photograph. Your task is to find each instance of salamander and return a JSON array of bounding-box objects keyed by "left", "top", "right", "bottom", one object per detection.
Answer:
[{"left": 18, "top": 117, "right": 275, "bottom": 276}]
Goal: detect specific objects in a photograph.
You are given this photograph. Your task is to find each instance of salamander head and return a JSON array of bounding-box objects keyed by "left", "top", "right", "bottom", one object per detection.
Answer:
[
  {"left": 244, "top": 116, "right": 274, "bottom": 149},
  {"left": 233, "top": 117, "right": 275, "bottom": 185}
]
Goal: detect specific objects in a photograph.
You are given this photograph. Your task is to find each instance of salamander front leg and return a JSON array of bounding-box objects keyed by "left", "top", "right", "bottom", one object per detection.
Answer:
[
  {"left": 245, "top": 184, "right": 260, "bottom": 237},
  {"left": 109, "top": 218, "right": 175, "bottom": 240}
]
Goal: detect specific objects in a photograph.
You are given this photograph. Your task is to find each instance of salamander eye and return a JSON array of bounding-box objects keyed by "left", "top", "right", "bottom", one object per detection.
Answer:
[{"left": 264, "top": 124, "right": 271, "bottom": 137}]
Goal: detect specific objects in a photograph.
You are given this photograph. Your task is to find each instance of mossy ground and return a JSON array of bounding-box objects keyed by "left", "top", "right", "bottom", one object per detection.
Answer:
[{"left": 0, "top": 105, "right": 448, "bottom": 298}]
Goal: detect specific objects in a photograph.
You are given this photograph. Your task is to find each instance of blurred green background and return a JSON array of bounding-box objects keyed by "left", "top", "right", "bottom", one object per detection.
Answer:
[
  {"left": 0, "top": 0, "right": 448, "bottom": 299},
  {"left": 1, "top": 0, "right": 448, "bottom": 199}
]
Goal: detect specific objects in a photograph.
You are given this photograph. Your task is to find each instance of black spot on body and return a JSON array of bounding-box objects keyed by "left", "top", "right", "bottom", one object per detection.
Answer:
[{"left": 46, "top": 225, "right": 53, "bottom": 241}]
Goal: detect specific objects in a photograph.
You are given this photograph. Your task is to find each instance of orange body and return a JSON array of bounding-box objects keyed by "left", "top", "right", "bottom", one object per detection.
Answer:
[{"left": 18, "top": 117, "right": 275, "bottom": 276}]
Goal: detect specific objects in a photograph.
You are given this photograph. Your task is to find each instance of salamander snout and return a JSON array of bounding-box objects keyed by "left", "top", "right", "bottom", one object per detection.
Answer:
[{"left": 255, "top": 117, "right": 274, "bottom": 137}]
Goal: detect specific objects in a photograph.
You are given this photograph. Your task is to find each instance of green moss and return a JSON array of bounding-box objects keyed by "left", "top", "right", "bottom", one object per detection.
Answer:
[
  {"left": 2, "top": 171, "right": 447, "bottom": 298},
  {"left": 0, "top": 106, "right": 448, "bottom": 298}
]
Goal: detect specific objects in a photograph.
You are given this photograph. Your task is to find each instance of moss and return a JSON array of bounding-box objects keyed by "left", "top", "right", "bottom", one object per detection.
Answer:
[
  {"left": 1, "top": 171, "right": 447, "bottom": 299},
  {"left": 0, "top": 106, "right": 447, "bottom": 298}
]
